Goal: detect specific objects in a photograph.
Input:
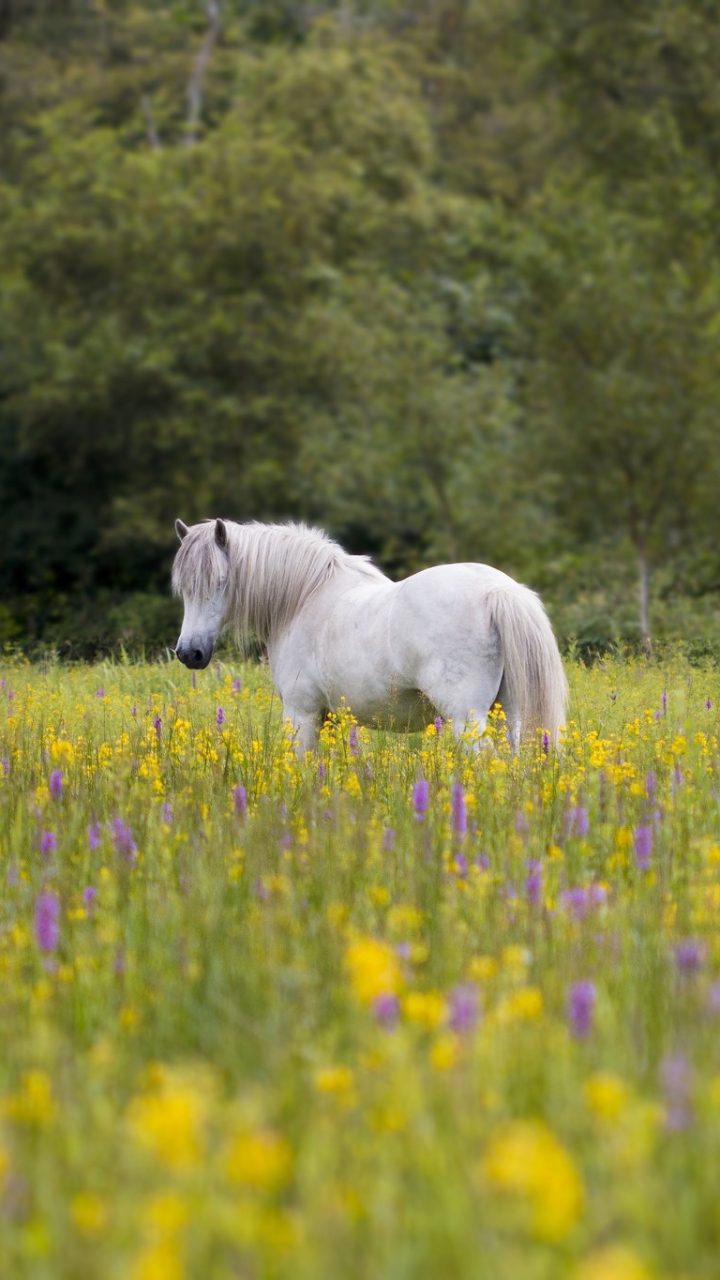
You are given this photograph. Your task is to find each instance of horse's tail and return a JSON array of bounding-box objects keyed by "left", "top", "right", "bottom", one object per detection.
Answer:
[{"left": 487, "top": 584, "right": 568, "bottom": 747}]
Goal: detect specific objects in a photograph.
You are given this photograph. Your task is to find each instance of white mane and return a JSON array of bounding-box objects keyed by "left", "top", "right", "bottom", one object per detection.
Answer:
[{"left": 172, "top": 520, "right": 387, "bottom": 644}]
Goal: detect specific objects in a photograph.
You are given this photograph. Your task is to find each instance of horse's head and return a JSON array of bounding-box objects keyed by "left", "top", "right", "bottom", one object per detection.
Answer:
[{"left": 173, "top": 518, "right": 230, "bottom": 670}]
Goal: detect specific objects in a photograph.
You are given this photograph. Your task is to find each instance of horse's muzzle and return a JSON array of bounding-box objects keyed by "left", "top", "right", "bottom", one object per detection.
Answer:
[{"left": 175, "top": 640, "right": 213, "bottom": 670}]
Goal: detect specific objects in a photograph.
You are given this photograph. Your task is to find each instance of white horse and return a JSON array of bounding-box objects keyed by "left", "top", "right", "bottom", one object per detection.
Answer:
[{"left": 172, "top": 519, "right": 567, "bottom": 752}]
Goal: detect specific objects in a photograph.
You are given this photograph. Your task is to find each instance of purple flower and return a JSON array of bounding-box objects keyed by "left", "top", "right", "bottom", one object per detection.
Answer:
[
  {"left": 412, "top": 778, "right": 430, "bottom": 821},
  {"left": 662, "top": 690, "right": 668, "bottom": 715},
  {"left": 34, "top": 892, "right": 60, "bottom": 952},
  {"left": 233, "top": 678, "right": 242, "bottom": 693},
  {"left": 233, "top": 784, "right": 247, "bottom": 818},
  {"left": 111, "top": 818, "right": 137, "bottom": 864},
  {"left": 434, "top": 717, "right": 443, "bottom": 736},
  {"left": 675, "top": 940, "right": 704, "bottom": 974},
  {"left": 49, "top": 768, "right": 63, "bottom": 800},
  {"left": 95, "top": 687, "right": 105, "bottom": 699},
  {"left": 567, "top": 980, "right": 596, "bottom": 1038},
  {"left": 154, "top": 716, "right": 162, "bottom": 741},
  {"left": 589, "top": 883, "right": 608, "bottom": 907},
  {"left": 454, "top": 853, "right": 469, "bottom": 879},
  {"left": 661, "top": 1054, "right": 693, "bottom": 1131},
  {"left": 634, "top": 825, "right": 653, "bottom": 871},
  {"left": 162, "top": 802, "right": 173, "bottom": 825},
  {"left": 87, "top": 822, "right": 101, "bottom": 852},
  {"left": 317, "top": 761, "right": 326, "bottom": 783},
  {"left": 40, "top": 830, "right": 57, "bottom": 856},
  {"left": 7, "top": 865, "right": 19, "bottom": 886},
  {"left": 348, "top": 724, "right": 359, "bottom": 757},
  {"left": 475, "top": 852, "right": 490, "bottom": 871},
  {"left": 216, "top": 706, "right": 226, "bottom": 726},
  {"left": 382, "top": 828, "right": 395, "bottom": 851},
  {"left": 645, "top": 772, "right": 656, "bottom": 798},
  {"left": 515, "top": 810, "right": 530, "bottom": 837},
  {"left": 448, "top": 984, "right": 480, "bottom": 1034},
  {"left": 1, "top": 757, "right": 9, "bottom": 777},
  {"left": 674, "top": 763, "right": 683, "bottom": 788},
  {"left": 82, "top": 886, "right": 98, "bottom": 913},
  {"left": 373, "top": 993, "right": 400, "bottom": 1029},
  {"left": 560, "top": 887, "right": 590, "bottom": 921},
  {"left": 131, "top": 704, "right": 137, "bottom": 718},
  {"left": 451, "top": 784, "right": 467, "bottom": 837},
  {"left": 542, "top": 730, "right": 550, "bottom": 756},
  {"left": 706, "top": 698, "right": 713, "bottom": 711},
  {"left": 253, "top": 878, "right": 269, "bottom": 901},
  {"left": 526, "top": 860, "right": 543, "bottom": 907},
  {"left": 565, "top": 806, "right": 590, "bottom": 839}
]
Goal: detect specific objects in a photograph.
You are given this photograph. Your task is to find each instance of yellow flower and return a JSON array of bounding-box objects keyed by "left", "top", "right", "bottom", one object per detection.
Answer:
[
  {"left": 71, "top": 1192, "right": 109, "bottom": 1237},
  {"left": 132, "top": 1238, "right": 184, "bottom": 1280},
  {"left": 127, "top": 1076, "right": 206, "bottom": 1171},
  {"left": 467, "top": 955, "right": 497, "bottom": 982},
  {"left": 501, "top": 945, "right": 531, "bottom": 980},
  {"left": 575, "top": 1246, "right": 651, "bottom": 1280},
  {"left": 144, "top": 1193, "right": 190, "bottom": 1237},
  {"left": 224, "top": 1130, "right": 293, "bottom": 1189},
  {"left": 430, "top": 1031, "right": 460, "bottom": 1070},
  {"left": 386, "top": 905, "right": 423, "bottom": 936},
  {"left": 4, "top": 1070, "right": 56, "bottom": 1126},
  {"left": 403, "top": 991, "right": 445, "bottom": 1029},
  {"left": 585, "top": 1072, "right": 628, "bottom": 1122},
  {"left": 495, "top": 986, "right": 543, "bottom": 1023},
  {"left": 345, "top": 936, "right": 403, "bottom": 1004},
  {"left": 483, "top": 1120, "right": 584, "bottom": 1241},
  {"left": 314, "top": 1065, "right": 356, "bottom": 1108}
]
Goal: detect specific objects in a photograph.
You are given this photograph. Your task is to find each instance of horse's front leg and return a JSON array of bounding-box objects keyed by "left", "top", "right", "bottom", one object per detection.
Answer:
[{"left": 283, "top": 704, "right": 321, "bottom": 755}]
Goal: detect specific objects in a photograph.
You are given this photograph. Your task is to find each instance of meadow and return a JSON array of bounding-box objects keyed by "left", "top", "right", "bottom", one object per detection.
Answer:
[{"left": 1, "top": 652, "right": 720, "bottom": 1279}]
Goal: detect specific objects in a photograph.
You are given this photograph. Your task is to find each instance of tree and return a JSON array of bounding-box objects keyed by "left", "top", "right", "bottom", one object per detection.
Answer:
[{"left": 519, "top": 195, "right": 715, "bottom": 652}]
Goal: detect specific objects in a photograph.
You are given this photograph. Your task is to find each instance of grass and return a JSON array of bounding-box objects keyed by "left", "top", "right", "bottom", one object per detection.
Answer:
[{"left": 1, "top": 651, "right": 720, "bottom": 1278}]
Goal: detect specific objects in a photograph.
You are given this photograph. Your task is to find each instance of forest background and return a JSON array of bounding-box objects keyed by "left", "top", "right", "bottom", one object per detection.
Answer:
[{"left": 1, "top": 0, "right": 720, "bottom": 659}]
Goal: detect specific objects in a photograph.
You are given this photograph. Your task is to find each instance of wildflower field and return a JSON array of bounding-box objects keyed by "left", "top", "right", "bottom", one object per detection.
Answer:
[{"left": 2, "top": 653, "right": 720, "bottom": 1280}]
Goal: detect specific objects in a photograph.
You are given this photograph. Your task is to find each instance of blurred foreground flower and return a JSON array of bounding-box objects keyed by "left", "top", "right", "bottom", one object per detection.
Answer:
[
  {"left": 568, "top": 981, "right": 597, "bottom": 1038},
  {"left": 483, "top": 1120, "right": 584, "bottom": 1240},
  {"left": 345, "top": 937, "right": 403, "bottom": 1004},
  {"left": 34, "top": 892, "right": 60, "bottom": 952},
  {"left": 412, "top": 778, "right": 429, "bottom": 821},
  {"left": 575, "top": 1246, "right": 651, "bottom": 1280}
]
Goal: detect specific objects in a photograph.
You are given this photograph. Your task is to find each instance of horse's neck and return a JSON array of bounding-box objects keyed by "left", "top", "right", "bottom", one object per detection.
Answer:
[{"left": 230, "top": 525, "right": 371, "bottom": 641}]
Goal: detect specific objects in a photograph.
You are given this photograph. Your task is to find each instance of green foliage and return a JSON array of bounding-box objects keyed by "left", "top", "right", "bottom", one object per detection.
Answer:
[{"left": 1, "top": 0, "right": 719, "bottom": 651}]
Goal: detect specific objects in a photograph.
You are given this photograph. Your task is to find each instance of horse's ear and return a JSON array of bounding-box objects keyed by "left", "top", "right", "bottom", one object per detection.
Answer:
[
  {"left": 215, "top": 518, "right": 228, "bottom": 551},
  {"left": 175, "top": 519, "right": 189, "bottom": 542}
]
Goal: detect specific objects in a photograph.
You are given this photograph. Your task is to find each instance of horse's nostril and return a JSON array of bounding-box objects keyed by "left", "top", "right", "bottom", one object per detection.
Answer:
[{"left": 192, "top": 648, "right": 203, "bottom": 665}]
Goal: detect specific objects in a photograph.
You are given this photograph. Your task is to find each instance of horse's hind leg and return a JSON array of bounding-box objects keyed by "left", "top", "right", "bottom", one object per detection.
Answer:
[{"left": 420, "top": 663, "right": 504, "bottom": 750}]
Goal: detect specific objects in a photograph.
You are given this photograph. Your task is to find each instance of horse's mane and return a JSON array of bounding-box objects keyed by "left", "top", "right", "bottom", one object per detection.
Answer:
[{"left": 172, "top": 520, "right": 387, "bottom": 644}]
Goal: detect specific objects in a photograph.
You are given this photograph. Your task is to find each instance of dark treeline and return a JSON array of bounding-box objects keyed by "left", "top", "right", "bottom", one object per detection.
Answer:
[{"left": 1, "top": 0, "right": 719, "bottom": 656}]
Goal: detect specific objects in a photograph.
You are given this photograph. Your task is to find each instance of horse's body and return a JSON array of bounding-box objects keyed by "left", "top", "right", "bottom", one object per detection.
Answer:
[{"left": 173, "top": 519, "right": 567, "bottom": 751}]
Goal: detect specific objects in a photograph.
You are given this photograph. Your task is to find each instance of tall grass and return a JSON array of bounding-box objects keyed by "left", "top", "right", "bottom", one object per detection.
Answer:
[{"left": 1, "top": 652, "right": 719, "bottom": 1278}]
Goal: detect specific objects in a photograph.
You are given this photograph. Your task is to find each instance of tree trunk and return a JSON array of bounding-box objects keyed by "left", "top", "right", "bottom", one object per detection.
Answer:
[
  {"left": 185, "top": 0, "right": 221, "bottom": 148},
  {"left": 637, "top": 545, "right": 652, "bottom": 657}
]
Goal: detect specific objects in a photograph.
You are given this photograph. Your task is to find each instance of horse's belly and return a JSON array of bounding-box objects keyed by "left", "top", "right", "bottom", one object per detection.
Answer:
[{"left": 332, "top": 684, "right": 437, "bottom": 733}]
